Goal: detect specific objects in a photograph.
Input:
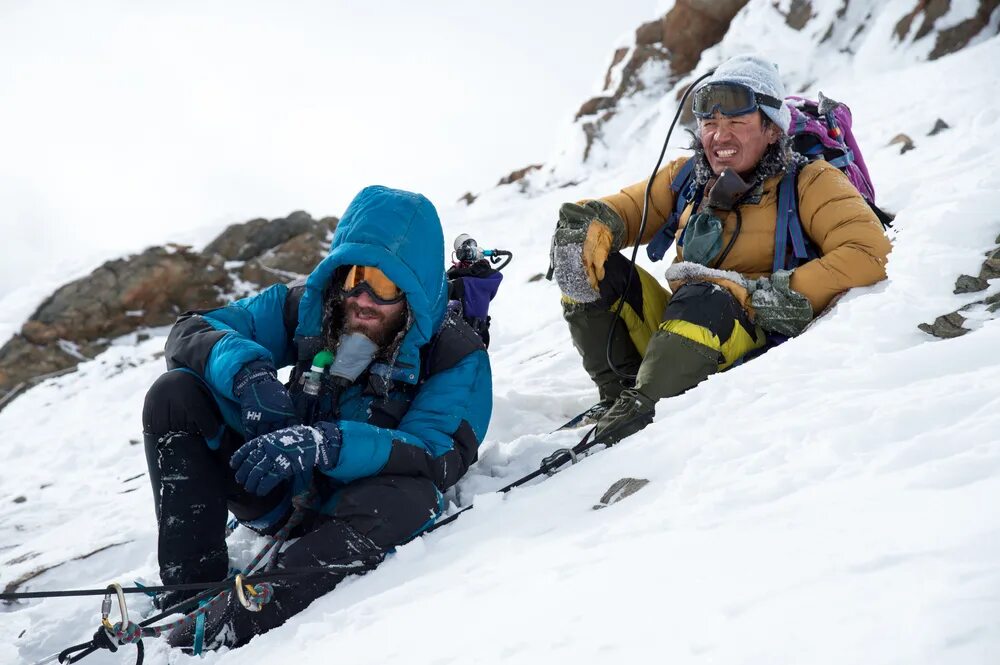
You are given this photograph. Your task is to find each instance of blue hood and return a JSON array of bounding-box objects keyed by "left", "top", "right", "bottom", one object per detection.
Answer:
[{"left": 297, "top": 186, "right": 447, "bottom": 380}]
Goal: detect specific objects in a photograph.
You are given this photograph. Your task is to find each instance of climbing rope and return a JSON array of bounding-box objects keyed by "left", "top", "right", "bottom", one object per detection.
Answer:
[
  {"left": 18, "top": 428, "right": 606, "bottom": 663},
  {"left": 33, "top": 494, "right": 315, "bottom": 664}
]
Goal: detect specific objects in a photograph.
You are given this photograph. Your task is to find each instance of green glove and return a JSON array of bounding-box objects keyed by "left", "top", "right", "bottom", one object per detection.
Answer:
[
  {"left": 746, "top": 270, "right": 814, "bottom": 337},
  {"left": 681, "top": 210, "right": 724, "bottom": 266}
]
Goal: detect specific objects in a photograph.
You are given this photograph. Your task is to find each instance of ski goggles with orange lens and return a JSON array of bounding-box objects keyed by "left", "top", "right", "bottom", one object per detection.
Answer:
[
  {"left": 341, "top": 265, "right": 404, "bottom": 305},
  {"left": 692, "top": 81, "right": 782, "bottom": 119}
]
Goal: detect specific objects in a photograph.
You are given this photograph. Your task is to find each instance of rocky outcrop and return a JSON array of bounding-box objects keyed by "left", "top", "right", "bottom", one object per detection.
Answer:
[
  {"left": 919, "top": 233, "right": 1000, "bottom": 338},
  {"left": 211, "top": 211, "right": 339, "bottom": 290},
  {"left": 575, "top": 0, "right": 750, "bottom": 161},
  {"left": 895, "top": 0, "right": 1000, "bottom": 59},
  {"left": 0, "top": 212, "right": 338, "bottom": 410},
  {"left": 497, "top": 164, "right": 544, "bottom": 190}
]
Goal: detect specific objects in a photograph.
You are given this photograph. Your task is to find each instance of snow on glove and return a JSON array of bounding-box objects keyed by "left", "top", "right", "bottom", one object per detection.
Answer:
[
  {"left": 230, "top": 422, "right": 342, "bottom": 496},
  {"left": 233, "top": 360, "right": 299, "bottom": 440},
  {"left": 551, "top": 201, "right": 626, "bottom": 302},
  {"left": 746, "top": 269, "right": 814, "bottom": 337}
]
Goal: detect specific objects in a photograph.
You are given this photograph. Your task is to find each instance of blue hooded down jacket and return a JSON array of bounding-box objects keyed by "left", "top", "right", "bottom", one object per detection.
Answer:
[{"left": 163, "top": 186, "right": 492, "bottom": 506}]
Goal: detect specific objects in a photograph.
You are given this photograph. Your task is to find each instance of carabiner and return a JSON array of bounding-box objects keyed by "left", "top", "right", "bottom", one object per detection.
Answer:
[
  {"left": 234, "top": 573, "right": 263, "bottom": 612},
  {"left": 100, "top": 583, "right": 129, "bottom": 631}
]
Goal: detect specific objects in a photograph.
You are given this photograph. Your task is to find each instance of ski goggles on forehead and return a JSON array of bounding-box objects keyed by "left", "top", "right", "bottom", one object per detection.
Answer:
[
  {"left": 341, "top": 264, "right": 405, "bottom": 304},
  {"left": 692, "top": 81, "right": 783, "bottom": 119}
]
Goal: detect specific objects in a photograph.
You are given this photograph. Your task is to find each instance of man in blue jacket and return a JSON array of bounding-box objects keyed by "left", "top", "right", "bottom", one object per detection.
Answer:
[{"left": 142, "top": 186, "right": 493, "bottom": 649}]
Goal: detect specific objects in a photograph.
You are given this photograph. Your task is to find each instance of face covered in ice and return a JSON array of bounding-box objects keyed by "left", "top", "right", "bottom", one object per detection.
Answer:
[{"left": 698, "top": 110, "right": 781, "bottom": 178}]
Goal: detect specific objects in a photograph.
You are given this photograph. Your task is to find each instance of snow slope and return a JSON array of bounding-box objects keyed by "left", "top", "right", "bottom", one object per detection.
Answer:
[{"left": 2, "top": 4, "right": 999, "bottom": 664}]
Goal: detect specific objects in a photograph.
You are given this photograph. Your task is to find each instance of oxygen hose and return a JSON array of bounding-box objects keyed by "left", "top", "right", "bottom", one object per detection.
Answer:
[{"left": 606, "top": 68, "right": 715, "bottom": 380}]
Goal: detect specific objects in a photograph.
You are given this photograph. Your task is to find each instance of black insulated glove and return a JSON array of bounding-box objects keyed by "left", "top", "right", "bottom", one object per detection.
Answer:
[{"left": 232, "top": 360, "right": 299, "bottom": 439}]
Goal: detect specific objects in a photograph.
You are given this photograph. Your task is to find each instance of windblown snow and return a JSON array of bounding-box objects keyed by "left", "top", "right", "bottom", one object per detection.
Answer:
[{"left": 1, "top": 3, "right": 999, "bottom": 664}]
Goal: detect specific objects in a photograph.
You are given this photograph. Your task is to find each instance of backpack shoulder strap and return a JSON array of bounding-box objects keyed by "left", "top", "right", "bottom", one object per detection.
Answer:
[
  {"left": 421, "top": 309, "right": 487, "bottom": 380},
  {"left": 647, "top": 158, "right": 699, "bottom": 262},
  {"left": 773, "top": 169, "right": 816, "bottom": 272},
  {"left": 283, "top": 278, "right": 307, "bottom": 340},
  {"left": 366, "top": 310, "right": 486, "bottom": 429}
]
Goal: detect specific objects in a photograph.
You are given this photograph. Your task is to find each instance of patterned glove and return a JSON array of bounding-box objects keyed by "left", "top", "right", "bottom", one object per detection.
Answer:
[
  {"left": 230, "top": 422, "right": 342, "bottom": 496},
  {"left": 550, "top": 201, "right": 626, "bottom": 302},
  {"left": 232, "top": 360, "right": 299, "bottom": 439},
  {"left": 746, "top": 269, "right": 814, "bottom": 337}
]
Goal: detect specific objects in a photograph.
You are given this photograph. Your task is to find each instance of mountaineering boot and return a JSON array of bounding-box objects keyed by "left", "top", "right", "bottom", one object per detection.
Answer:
[
  {"left": 593, "top": 389, "right": 655, "bottom": 445},
  {"left": 168, "top": 519, "right": 383, "bottom": 650},
  {"left": 574, "top": 401, "right": 615, "bottom": 427},
  {"left": 594, "top": 331, "right": 720, "bottom": 444},
  {"left": 563, "top": 303, "right": 641, "bottom": 403}
]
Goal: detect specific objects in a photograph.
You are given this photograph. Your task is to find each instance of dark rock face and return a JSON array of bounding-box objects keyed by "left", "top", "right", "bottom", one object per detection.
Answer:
[
  {"left": 921, "top": 238, "right": 1000, "bottom": 338},
  {"left": 894, "top": 0, "right": 1000, "bottom": 60},
  {"left": 575, "top": 0, "right": 750, "bottom": 161},
  {"left": 22, "top": 245, "right": 229, "bottom": 346},
  {"left": 204, "top": 210, "right": 333, "bottom": 261},
  {"left": 0, "top": 212, "right": 338, "bottom": 408},
  {"left": 661, "top": 0, "right": 750, "bottom": 75},
  {"left": 497, "top": 164, "right": 544, "bottom": 189},
  {"left": 778, "top": 0, "right": 816, "bottom": 30}
]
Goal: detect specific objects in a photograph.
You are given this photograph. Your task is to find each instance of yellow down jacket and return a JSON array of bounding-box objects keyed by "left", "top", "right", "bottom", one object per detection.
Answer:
[{"left": 597, "top": 156, "right": 892, "bottom": 315}]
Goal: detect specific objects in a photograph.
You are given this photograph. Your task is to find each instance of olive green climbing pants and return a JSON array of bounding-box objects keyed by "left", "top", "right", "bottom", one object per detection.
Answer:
[{"left": 562, "top": 253, "right": 767, "bottom": 402}]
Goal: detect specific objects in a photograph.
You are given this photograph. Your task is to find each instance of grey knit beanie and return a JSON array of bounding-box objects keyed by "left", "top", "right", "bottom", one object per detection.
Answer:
[{"left": 696, "top": 54, "right": 791, "bottom": 133}]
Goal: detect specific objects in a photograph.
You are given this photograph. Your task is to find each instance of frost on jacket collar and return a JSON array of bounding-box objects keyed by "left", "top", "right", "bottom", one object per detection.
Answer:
[{"left": 296, "top": 185, "right": 448, "bottom": 383}]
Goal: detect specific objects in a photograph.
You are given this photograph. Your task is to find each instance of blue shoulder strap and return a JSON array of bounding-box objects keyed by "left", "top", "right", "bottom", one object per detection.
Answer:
[
  {"left": 647, "top": 159, "right": 697, "bottom": 262},
  {"left": 773, "top": 169, "right": 813, "bottom": 272}
]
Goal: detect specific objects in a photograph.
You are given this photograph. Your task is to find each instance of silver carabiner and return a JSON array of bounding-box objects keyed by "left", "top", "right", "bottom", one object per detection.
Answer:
[
  {"left": 234, "top": 573, "right": 263, "bottom": 612},
  {"left": 100, "top": 583, "right": 129, "bottom": 632}
]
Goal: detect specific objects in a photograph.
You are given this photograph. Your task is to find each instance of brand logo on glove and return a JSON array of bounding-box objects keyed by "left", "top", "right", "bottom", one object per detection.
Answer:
[{"left": 246, "top": 411, "right": 262, "bottom": 422}]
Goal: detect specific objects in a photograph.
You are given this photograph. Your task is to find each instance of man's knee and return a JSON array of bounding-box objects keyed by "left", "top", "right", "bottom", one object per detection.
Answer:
[
  {"left": 563, "top": 255, "right": 667, "bottom": 355},
  {"left": 143, "top": 370, "right": 224, "bottom": 437},
  {"left": 658, "top": 282, "right": 763, "bottom": 369},
  {"left": 327, "top": 476, "right": 442, "bottom": 549}
]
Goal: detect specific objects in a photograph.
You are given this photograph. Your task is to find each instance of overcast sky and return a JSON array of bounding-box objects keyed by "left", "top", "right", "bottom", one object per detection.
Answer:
[{"left": 0, "top": 0, "right": 658, "bottom": 296}]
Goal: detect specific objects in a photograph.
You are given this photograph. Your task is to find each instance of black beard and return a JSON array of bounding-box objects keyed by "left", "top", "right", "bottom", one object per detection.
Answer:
[
  {"left": 342, "top": 300, "right": 407, "bottom": 347},
  {"left": 322, "top": 290, "right": 408, "bottom": 354}
]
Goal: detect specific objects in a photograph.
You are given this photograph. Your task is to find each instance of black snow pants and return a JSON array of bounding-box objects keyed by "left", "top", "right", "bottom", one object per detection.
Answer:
[{"left": 142, "top": 370, "right": 441, "bottom": 648}]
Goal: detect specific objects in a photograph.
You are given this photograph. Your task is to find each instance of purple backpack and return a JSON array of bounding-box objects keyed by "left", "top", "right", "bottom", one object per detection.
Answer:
[
  {"left": 786, "top": 93, "right": 878, "bottom": 205},
  {"left": 770, "top": 93, "right": 893, "bottom": 271}
]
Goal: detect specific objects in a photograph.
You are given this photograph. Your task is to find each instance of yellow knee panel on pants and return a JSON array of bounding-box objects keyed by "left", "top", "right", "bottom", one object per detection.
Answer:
[
  {"left": 611, "top": 266, "right": 670, "bottom": 356},
  {"left": 659, "top": 318, "right": 765, "bottom": 371}
]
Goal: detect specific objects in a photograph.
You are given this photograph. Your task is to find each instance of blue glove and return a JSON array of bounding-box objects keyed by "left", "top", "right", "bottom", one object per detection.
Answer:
[
  {"left": 232, "top": 360, "right": 299, "bottom": 439},
  {"left": 230, "top": 422, "right": 342, "bottom": 496}
]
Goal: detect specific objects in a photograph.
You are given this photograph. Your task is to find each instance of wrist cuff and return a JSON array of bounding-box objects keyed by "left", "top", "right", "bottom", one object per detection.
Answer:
[{"left": 233, "top": 361, "right": 277, "bottom": 397}]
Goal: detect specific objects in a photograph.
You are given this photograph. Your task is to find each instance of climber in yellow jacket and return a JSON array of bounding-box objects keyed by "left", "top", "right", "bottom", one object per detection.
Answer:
[{"left": 549, "top": 54, "right": 891, "bottom": 444}]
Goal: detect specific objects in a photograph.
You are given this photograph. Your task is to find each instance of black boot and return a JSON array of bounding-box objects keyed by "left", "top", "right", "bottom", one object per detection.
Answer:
[
  {"left": 593, "top": 389, "right": 656, "bottom": 444},
  {"left": 168, "top": 519, "right": 383, "bottom": 650},
  {"left": 593, "top": 332, "right": 721, "bottom": 445}
]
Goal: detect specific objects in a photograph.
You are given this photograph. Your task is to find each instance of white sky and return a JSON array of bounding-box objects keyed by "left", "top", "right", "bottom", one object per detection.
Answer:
[{"left": 0, "top": 0, "right": 657, "bottom": 298}]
